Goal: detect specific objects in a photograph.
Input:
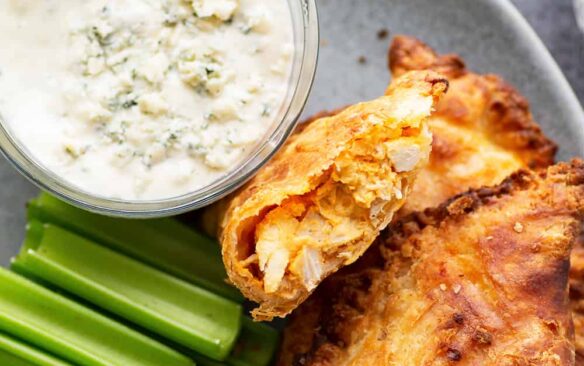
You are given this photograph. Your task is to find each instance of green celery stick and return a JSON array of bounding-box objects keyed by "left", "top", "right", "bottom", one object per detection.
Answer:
[
  {"left": 13, "top": 221, "right": 242, "bottom": 361},
  {"left": 0, "top": 349, "right": 44, "bottom": 366},
  {"left": 191, "top": 355, "right": 226, "bottom": 366},
  {"left": 0, "top": 332, "right": 71, "bottom": 366},
  {"left": 0, "top": 268, "right": 193, "bottom": 366},
  {"left": 227, "top": 317, "right": 279, "bottom": 366},
  {"left": 27, "top": 193, "right": 242, "bottom": 302},
  {"left": 0, "top": 350, "right": 38, "bottom": 366},
  {"left": 168, "top": 318, "right": 279, "bottom": 366}
]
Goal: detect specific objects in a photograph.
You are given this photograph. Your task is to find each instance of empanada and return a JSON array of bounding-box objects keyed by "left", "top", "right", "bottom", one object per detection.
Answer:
[
  {"left": 221, "top": 71, "right": 448, "bottom": 320},
  {"left": 279, "top": 160, "right": 583, "bottom": 365}
]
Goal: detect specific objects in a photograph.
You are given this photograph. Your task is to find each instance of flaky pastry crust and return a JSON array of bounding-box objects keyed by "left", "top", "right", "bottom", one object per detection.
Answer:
[
  {"left": 390, "top": 36, "right": 557, "bottom": 215},
  {"left": 279, "top": 160, "right": 584, "bottom": 366}
]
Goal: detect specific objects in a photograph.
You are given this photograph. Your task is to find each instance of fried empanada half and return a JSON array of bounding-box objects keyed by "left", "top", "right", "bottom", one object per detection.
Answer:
[
  {"left": 279, "top": 160, "right": 584, "bottom": 366},
  {"left": 221, "top": 71, "right": 448, "bottom": 320},
  {"left": 391, "top": 37, "right": 584, "bottom": 363}
]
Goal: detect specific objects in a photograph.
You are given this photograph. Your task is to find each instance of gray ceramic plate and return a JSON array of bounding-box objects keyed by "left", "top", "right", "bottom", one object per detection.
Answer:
[{"left": 0, "top": 0, "right": 583, "bottom": 266}]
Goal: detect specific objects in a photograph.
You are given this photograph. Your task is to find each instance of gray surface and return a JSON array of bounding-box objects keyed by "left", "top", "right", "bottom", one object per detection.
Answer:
[
  {"left": 512, "top": 0, "right": 584, "bottom": 102},
  {"left": 1, "top": 0, "right": 584, "bottom": 265}
]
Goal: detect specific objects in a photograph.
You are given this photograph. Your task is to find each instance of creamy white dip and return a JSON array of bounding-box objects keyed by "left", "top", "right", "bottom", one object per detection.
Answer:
[{"left": 0, "top": 0, "right": 294, "bottom": 200}]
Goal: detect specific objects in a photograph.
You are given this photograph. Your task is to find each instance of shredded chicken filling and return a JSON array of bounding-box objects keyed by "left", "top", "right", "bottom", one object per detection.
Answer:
[{"left": 251, "top": 124, "right": 431, "bottom": 293}]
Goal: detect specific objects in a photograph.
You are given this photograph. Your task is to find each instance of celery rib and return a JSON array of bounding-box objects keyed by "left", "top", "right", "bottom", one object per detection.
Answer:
[
  {"left": 28, "top": 193, "right": 243, "bottom": 302},
  {"left": 0, "top": 350, "right": 40, "bottom": 366},
  {"left": 169, "top": 317, "right": 279, "bottom": 366},
  {"left": 227, "top": 317, "right": 279, "bottom": 366},
  {"left": 0, "top": 268, "right": 193, "bottom": 366},
  {"left": 0, "top": 332, "right": 71, "bottom": 366},
  {"left": 13, "top": 221, "right": 242, "bottom": 361}
]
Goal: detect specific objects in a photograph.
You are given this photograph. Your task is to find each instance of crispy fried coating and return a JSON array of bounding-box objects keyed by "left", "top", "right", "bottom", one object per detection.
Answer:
[
  {"left": 221, "top": 71, "right": 448, "bottom": 320},
  {"left": 279, "top": 160, "right": 584, "bottom": 366},
  {"left": 392, "top": 36, "right": 584, "bottom": 363},
  {"left": 390, "top": 36, "right": 557, "bottom": 215},
  {"left": 570, "top": 236, "right": 584, "bottom": 364}
]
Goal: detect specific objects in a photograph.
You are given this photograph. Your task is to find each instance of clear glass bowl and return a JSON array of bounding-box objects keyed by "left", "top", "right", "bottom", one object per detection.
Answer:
[{"left": 0, "top": 0, "right": 319, "bottom": 218}]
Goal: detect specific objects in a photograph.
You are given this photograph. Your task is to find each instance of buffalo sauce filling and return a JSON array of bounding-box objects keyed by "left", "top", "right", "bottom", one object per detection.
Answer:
[{"left": 246, "top": 124, "right": 432, "bottom": 294}]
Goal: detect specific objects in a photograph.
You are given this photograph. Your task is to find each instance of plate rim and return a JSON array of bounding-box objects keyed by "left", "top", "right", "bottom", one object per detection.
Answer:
[{"left": 492, "top": 0, "right": 584, "bottom": 140}]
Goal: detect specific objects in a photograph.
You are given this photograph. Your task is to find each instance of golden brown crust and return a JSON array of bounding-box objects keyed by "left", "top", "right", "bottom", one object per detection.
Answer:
[
  {"left": 221, "top": 70, "right": 448, "bottom": 320},
  {"left": 389, "top": 36, "right": 557, "bottom": 215},
  {"left": 390, "top": 35, "right": 556, "bottom": 169},
  {"left": 390, "top": 37, "right": 584, "bottom": 363},
  {"left": 389, "top": 35, "right": 467, "bottom": 80},
  {"left": 296, "top": 107, "right": 349, "bottom": 133},
  {"left": 279, "top": 160, "right": 584, "bottom": 366},
  {"left": 570, "top": 234, "right": 584, "bottom": 364}
]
